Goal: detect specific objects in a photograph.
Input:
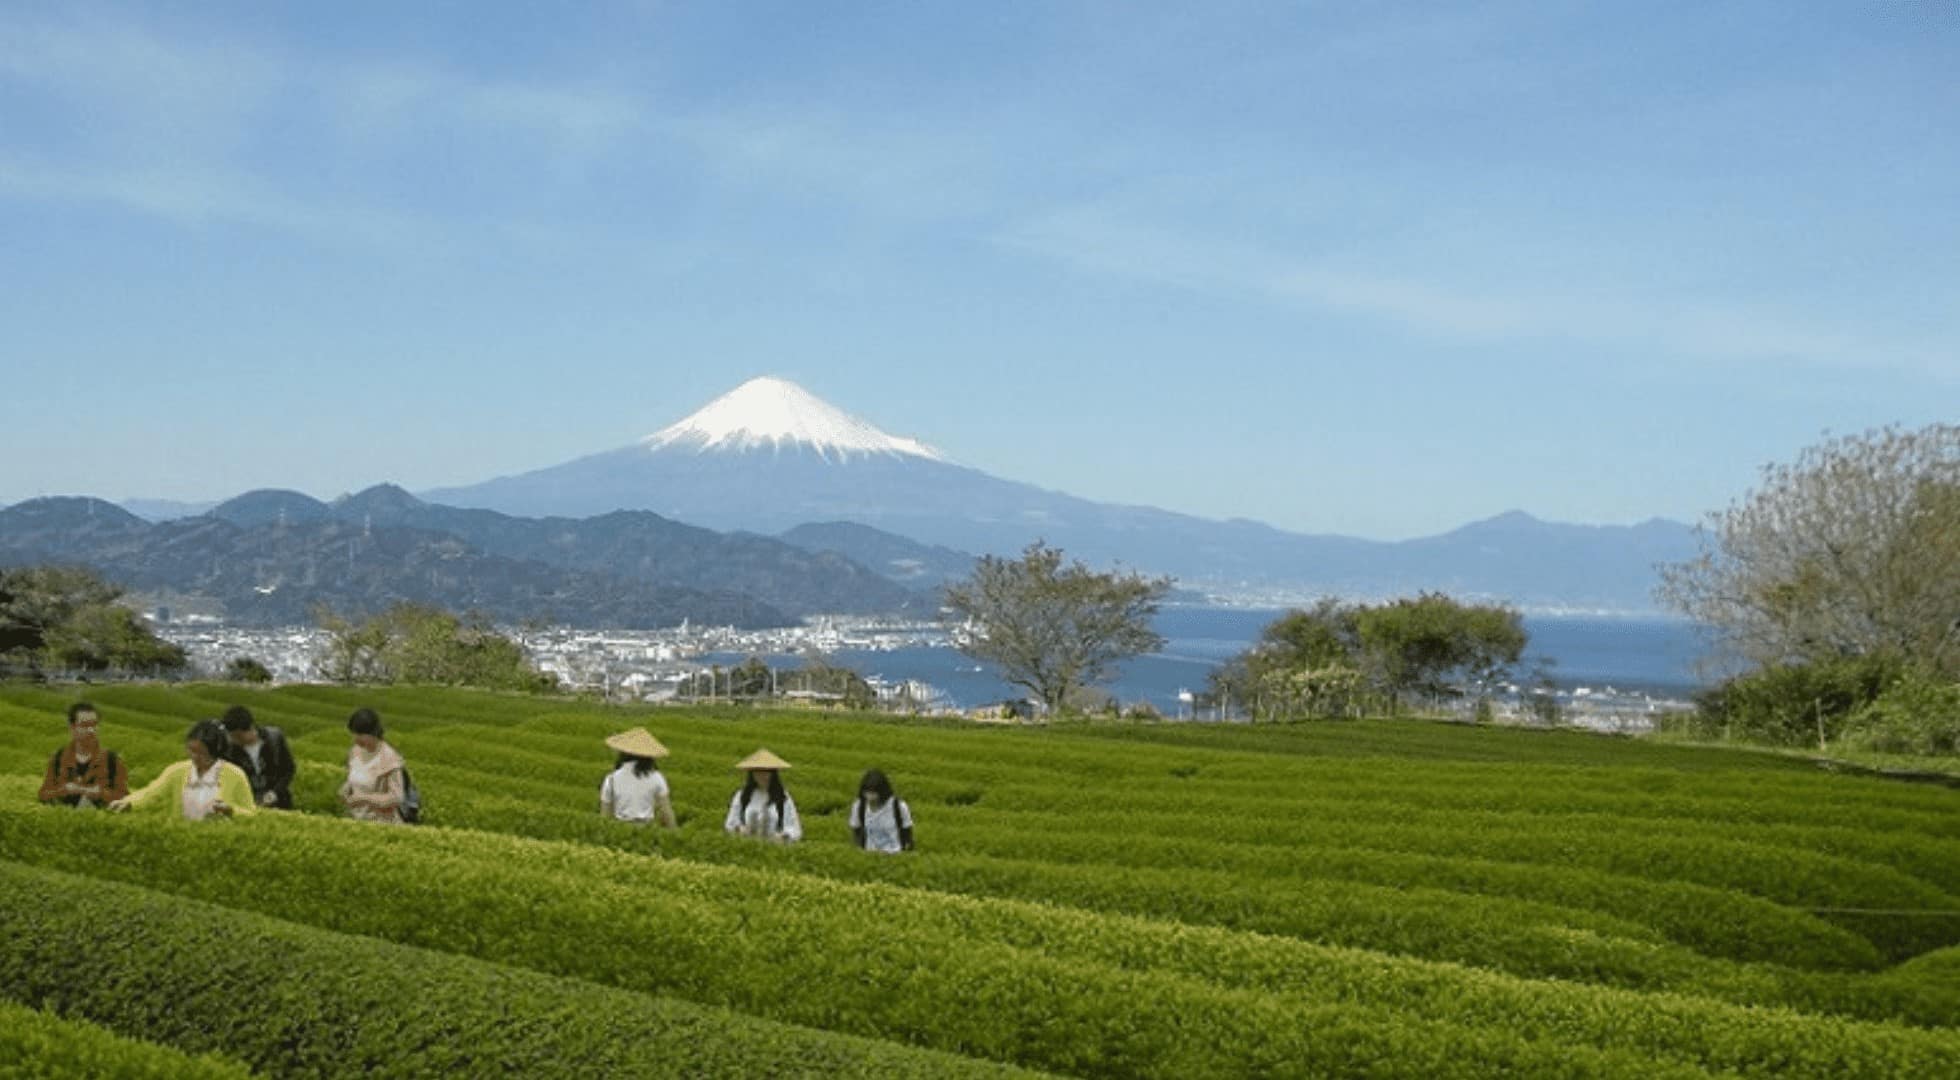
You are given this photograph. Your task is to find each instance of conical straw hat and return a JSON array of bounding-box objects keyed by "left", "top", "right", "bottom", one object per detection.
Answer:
[
  {"left": 733, "top": 748, "right": 792, "bottom": 771},
  {"left": 605, "top": 727, "right": 670, "bottom": 759}
]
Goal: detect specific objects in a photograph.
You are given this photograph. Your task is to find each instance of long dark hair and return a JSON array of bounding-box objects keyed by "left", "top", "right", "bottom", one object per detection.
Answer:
[
  {"left": 856, "top": 768, "right": 897, "bottom": 824},
  {"left": 615, "top": 752, "right": 659, "bottom": 778},
  {"left": 737, "top": 771, "right": 787, "bottom": 829},
  {"left": 186, "top": 719, "right": 228, "bottom": 761}
]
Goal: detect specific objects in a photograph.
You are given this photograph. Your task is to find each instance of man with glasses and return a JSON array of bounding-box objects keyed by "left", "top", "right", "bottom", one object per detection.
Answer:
[{"left": 37, "top": 701, "right": 129, "bottom": 808}]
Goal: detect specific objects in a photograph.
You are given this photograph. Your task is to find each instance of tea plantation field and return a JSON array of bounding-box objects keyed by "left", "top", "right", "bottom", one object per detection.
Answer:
[{"left": 2, "top": 684, "right": 1956, "bottom": 1077}]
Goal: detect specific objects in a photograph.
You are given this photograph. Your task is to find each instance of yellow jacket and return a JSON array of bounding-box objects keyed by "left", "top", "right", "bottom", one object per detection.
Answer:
[{"left": 121, "top": 760, "right": 259, "bottom": 819}]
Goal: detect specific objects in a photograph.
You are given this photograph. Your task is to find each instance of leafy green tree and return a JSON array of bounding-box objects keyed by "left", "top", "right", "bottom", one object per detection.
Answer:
[
  {"left": 1354, "top": 593, "right": 1527, "bottom": 712},
  {"left": 225, "top": 657, "right": 275, "bottom": 684},
  {"left": 1659, "top": 423, "right": 1960, "bottom": 678},
  {"left": 315, "top": 606, "right": 391, "bottom": 683},
  {"left": 788, "top": 657, "right": 876, "bottom": 709},
  {"left": 944, "top": 542, "right": 1173, "bottom": 714},
  {"left": 1210, "top": 599, "right": 1368, "bottom": 720},
  {"left": 731, "top": 656, "right": 773, "bottom": 699},
  {"left": 316, "top": 603, "right": 556, "bottom": 692},
  {"left": 1214, "top": 594, "right": 1526, "bottom": 720},
  {"left": 0, "top": 565, "right": 186, "bottom": 675}
]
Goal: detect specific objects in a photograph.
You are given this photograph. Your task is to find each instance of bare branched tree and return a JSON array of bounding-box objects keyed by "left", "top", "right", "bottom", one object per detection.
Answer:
[
  {"left": 1658, "top": 424, "right": 1960, "bottom": 677},
  {"left": 944, "top": 542, "right": 1172, "bottom": 713}
]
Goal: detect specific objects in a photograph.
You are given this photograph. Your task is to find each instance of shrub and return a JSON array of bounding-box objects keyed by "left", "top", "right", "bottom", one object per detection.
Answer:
[
  {"left": 1690, "top": 654, "right": 1905, "bottom": 748},
  {"left": 1844, "top": 669, "right": 1960, "bottom": 756},
  {"left": 224, "top": 657, "right": 273, "bottom": 684},
  {"left": 0, "top": 861, "right": 1029, "bottom": 1079},
  {"left": 0, "top": 997, "right": 254, "bottom": 1079}
]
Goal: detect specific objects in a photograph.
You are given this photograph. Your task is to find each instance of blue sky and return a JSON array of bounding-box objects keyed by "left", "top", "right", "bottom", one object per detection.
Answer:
[{"left": 2, "top": 1, "right": 1954, "bottom": 539}]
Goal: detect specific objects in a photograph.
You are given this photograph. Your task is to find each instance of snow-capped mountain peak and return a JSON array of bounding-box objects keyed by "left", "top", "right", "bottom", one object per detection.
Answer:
[{"left": 642, "top": 377, "right": 946, "bottom": 462}]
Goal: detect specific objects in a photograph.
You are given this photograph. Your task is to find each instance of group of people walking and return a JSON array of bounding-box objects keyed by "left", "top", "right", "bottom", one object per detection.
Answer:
[
  {"left": 601, "top": 727, "right": 915, "bottom": 852},
  {"left": 38, "top": 701, "right": 411, "bottom": 824},
  {"left": 38, "top": 704, "right": 914, "bottom": 852}
]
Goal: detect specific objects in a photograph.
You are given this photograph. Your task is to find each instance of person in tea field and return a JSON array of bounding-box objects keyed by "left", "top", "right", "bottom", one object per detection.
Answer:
[
  {"left": 724, "top": 749, "right": 801, "bottom": 843},
  {"left": 600, "top": 727, "right": 677, "bottom": 827},
  {"left": 109, "top": 719, "right": 257, "bottom": 820},
  {"left": 849, "top": 768, "right": 914, "bottom": 854},
  {"left": 339, "top": 707, "right": 410, "bottom": 825},
  {"left": 219, "top": 704, "right": 297, "bottom": 809},
  {"left": 37, "top": 701, "right": 128, "bottom": 809}
]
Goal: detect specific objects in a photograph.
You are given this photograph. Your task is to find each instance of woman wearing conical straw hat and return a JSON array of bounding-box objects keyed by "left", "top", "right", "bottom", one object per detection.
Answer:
[
  {"left": 600, "top": 728, "right": 676, "bottom": 828},
  {"left": 724, "top": 748, "right": 801, "bottom": 843}
]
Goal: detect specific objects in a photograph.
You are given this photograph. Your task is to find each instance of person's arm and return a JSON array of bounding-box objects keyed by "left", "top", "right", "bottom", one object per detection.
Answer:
[
  {"left": 112, "top": 763, "right": 182, "bottom": 813},
  {"left": 778, "top": 795, "right": 802, "bottom": 843},
  {"left": 37, "top": 752, "right": 66, "bottom": 804},
  {"left": 898, "top": 798, "right": 914, "bottom": 851},
  {"left": 101, "top": 754, "right": 129, "bottom": 805},
  {"left": 653, "top": 776, "right": 676, "bottom": 829},
  {"left": 723, "top": 791, "right": 744, "bottom": 835},
  {"left": 366, "top": 767, "right": 404, "bottom": 813},
  {"left": 217, "top": 764, "right": 258, "bottom": 817},
  {"left": 265, "top": 731, "right": 297, "bottom": 805},
  {"left": 599, "top": 774, "right": 615, "bottom": 819},
  {"left": 849, "top": 798, "right": 866, "bottom": 849}
]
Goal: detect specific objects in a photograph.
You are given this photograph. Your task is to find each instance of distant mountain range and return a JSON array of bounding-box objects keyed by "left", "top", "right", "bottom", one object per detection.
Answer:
[
  {"left": 424, "top": 377, "right": 1698, "bottom": 610},
  {"left": 0, "top": 488, "right": 929, "bottom": 628},
  {"left": 9, "top": 377, "right": 1700, "bottom": 619}
]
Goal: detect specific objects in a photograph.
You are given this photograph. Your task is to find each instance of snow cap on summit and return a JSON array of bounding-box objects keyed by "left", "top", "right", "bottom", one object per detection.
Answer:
[{"left": 642, "top": 377, "right": 945, "bottom": 462}]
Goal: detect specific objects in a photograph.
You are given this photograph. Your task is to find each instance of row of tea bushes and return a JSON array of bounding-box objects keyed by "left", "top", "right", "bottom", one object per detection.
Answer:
[
  {"left": 0, "top": 997, "right": 254, "bottom": 1080},
  {"left": 3, "top": 804, "right": 1956, "bottom": 1077},
  {"left": 0, "top": 860, "right": 1035, "bottom": 1079}
]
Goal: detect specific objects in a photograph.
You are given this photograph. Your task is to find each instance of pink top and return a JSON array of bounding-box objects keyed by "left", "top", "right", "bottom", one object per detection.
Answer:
[{"left": 340, "top": 741, "right": 406, "bottom": 824}]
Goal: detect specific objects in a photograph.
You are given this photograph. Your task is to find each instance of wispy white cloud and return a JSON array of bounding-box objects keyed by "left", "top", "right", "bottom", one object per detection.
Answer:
[
  {"left": 323, "top": 61, "right": 643, "bottom": 161},
  {"left": 999, "top": 208, "right": 1957, "bottom": 382},
  {"left": 0, "top": 8, "right": 1015, "bottom": 244},
  {"left": 0, "top": 11, "right": 647, "bottom": 243},
  {"left": 0, "top": 156, "right": 440, "bottom": 248}
]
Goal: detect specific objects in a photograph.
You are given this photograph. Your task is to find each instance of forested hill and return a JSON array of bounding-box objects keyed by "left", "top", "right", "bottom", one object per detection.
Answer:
[{"left": 0, "top": 494, "right": 916, "bottom": 628}]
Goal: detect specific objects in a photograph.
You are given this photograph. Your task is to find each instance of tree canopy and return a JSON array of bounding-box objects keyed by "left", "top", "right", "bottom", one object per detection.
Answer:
[
  {"left": 316, "top": 603, "right": 556, "bottom": 692},
  {"left": 0, "top": 565, "right": 186, "bottom": 676},
  {"left": 1658, "top": 423, "right": 1960, "bottom": 678},
  {"left": 1211, "top": 593, "right": 1527, "bottom": 720},
  {"left": 943, "top": 542, "right": 1172, "bottom": 713}
]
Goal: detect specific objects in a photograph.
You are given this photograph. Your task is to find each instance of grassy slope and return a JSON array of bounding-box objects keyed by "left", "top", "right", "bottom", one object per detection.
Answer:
[{"left": 2, "top": 684, "right": 1956, "bottom": 1077}]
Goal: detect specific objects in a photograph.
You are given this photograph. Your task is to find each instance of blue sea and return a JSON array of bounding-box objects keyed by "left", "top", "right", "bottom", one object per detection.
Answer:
[{"left": 720, "top": 608, "right": 1711, "bottom": 713}]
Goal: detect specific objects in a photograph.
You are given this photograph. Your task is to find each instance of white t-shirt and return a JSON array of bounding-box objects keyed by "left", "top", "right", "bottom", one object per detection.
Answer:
[
  {"left": 724, "top": 788, "right": 801, "bottom": 842},
  {"left": 181, "top": 761, "right": 224, "bottom": 821},
  {"left": 600, "top": 764, "right": 671, "bottom": 823},
  {"left": 849, "top": 796, "right": 912, "bottom": 854}
]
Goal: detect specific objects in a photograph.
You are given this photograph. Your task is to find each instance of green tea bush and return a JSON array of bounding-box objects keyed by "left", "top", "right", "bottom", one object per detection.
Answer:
[
  {"left": 0, "top": 997, "right": 255, "bottom": 1080},
  {"left": 0, "top": 861, "right": 1033, "bottom": 1079},
  {"left": 4, "top": 806, "right": 1956, "bottom": 1076}
]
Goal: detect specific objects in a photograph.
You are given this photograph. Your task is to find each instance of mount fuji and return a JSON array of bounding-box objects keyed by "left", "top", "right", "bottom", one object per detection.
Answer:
[{"left": 424, "top": 377, "right": 1696, "bottom": 609}]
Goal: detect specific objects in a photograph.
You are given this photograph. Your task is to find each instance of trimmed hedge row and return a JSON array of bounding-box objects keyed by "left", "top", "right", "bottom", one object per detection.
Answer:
[
  {"left": 21, "top": 692, "right": 1911, "bottom": 974},
  {"left": 0, "top": 997, "right": 255, "bottom": 1080},
  {"left": 0, "top": 860, "right": 1036, "bottom": 1079},
  {"left": 431, "top": 791, "right": 1960, "bottom": 1027},
  {"left": 4, "top": 806, "right": 1956, "bottom": 1078},
  {"left": 0, "top": 809, "right": 1701, "bottom": 1079},
  {"left": 7, "top": 691, "right": 1942, "bottom": 972}
]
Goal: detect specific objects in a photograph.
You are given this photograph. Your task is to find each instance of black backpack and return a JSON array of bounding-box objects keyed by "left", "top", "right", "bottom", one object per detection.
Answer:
[{"left": 397, "top": 765, "right": 422, "bottom": 825}]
